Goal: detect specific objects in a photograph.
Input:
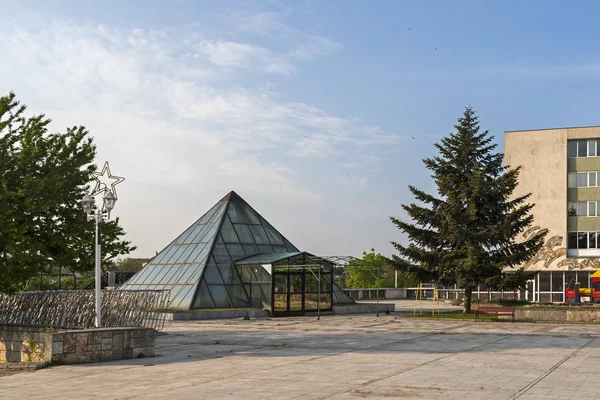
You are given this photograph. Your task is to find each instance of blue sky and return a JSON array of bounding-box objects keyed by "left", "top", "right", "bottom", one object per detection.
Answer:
[{"left": 2, "top": 1, "right": 600, "bottom": 258}]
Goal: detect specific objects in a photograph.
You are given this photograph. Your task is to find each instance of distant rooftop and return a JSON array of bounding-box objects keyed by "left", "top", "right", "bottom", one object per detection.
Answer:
[{"left": 505, "top": 125, "right": 600, "bottom": 133}]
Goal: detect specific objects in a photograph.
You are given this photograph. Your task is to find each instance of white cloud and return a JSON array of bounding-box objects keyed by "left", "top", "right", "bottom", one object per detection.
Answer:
[{"left": 0, "top": 13, "right": 401, "bottom": 257}]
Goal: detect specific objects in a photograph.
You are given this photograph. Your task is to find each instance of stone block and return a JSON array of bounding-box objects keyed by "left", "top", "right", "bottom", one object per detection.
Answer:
[
  {"left": 88, "top": 332, "right": 102, "bottom": 345},
  {"left": 131, "top": 329, "right": 145, "bottom": 339},
  {"left": 76, "top": 333, "right": 88, "bottom": 351},
  {"left": 102, "top": 331, "right": 113, "bottom": 339},
  {"left": 101, "top": 338, "right": 112, "bottom": 350},
  {"left": 53, "top": 334, "right": 64, "bottom": 342},
  {"left": 52, "top": 341, "right": 63, "bottom": 355},
  {"left": 112, "top": 333, "right": 124, "bottom": 351},
  {"left": 64, "top": 334, "right": 77, "bottom": 353},
  {"left": 122, "top": 348, "right": 133, "bottom": 359},
  {"left": 130, "top": 337, "right": 146, "bottom": 348},
  {"left": 88, "top": 344, "right": 101, "bottom": 352},
  {"left": 123, "top": 331, "right": 131, "bottom": 348}
]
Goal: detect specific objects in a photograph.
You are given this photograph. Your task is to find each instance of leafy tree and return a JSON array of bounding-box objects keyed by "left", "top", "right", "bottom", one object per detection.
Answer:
[
  {"left": 390, "top": 107, "right": 543, "bottom": 313},
  {"left": 0, "top": 92, "right": 136, "bottom": 292},
  {"left": 344, "top": 249, "right": 417, "bottom": 288}
]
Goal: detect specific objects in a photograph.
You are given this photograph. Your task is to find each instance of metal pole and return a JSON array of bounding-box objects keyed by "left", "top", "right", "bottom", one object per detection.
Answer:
[
  {"left": 376, "top": 266, "right": 380, "bottom": 317},
  {"left": 95, "top": 211, "right": 102, "bottom": 328},
  {"left": 317, "top": 265, "right": 321, "bottom": 321},
  {"left": 395, "top": 270, "right": 398, "bottom": 288}
]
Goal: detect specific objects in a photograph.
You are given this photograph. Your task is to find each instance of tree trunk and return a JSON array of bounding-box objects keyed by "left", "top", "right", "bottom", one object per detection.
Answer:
[{"left": 463, "top": 286, "right": 473, "bottom": 314}]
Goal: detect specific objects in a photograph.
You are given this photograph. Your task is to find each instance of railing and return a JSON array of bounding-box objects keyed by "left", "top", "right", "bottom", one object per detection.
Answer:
[
  {"left": 0, "top": 289, "right": 170, "bottom": 330},
  {"left": 342, "top": 287, "right": 523, "bottom": 302}
]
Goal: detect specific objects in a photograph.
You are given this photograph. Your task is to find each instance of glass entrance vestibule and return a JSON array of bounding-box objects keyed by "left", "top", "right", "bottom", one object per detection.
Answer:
[{"left": 234, "top": 252, "right": 334, "bottom": 315}]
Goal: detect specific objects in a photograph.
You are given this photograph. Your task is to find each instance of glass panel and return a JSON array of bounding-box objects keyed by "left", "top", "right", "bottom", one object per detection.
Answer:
[
  {"left": 192, "top": 280, "right": 214, "bottom": 308},
  {"left": 551, "top": 272, "right": 564, "bottom": 291},
  {"left": 173, "top": 244, "right": 195, "bottom": 264},
  {"left": 217, "top": 263, "right": 232, "bottom": 283},
  {"left": 289, "top": 274, "right": 303, "bottom": 293},
  {"left": 539, "top": 293, "right": 551, "bottom": 303},
  {"left": 306, "top": 273, "right": 318, "bottom": 292},
  {"left": 226, "top": 244, "right": 245, "bottom": 260},
  {"left": 212, "top": 238, "right": 231, "bottom": 264},
  {"left": 579, "top": 271, "right": 590, "bottom": 288},
  {"left": 591, "top": 173, "right": 597, "bottom": 187},
  {"left": 321, "top": 273, "right": 333, "bottom": 292},
  {"left": 578, "top": 173, "right": 588, "bottom": 187},
  {"left": 198, "top": 201, "right": 222, "bottom": 224},
  {"left": 207, "top": 285, "right": 230, "bottom": 307},
  {"left": 552, "top": 293, "right": 563, "bottom": 303},
  {"left": 240, "top": 202, "right": 261, "bottom": 224},
  {"left": 220, "top": 216, "right": 239, "bottom": 243},
  {"left": 179, "top": 263, "right": 204, "bottom": 284},
  {"left": 568, "top": 140, "right": 578, "bottom": 157},
  {"left": 598, "top": 140, "right": 600, "bottom": 158},
  {"left": 249, "top": 225, "right": 269, "bottom": 244},
  {"left": 258, "top": 244, "right": 274, "bottom": 253},
  {"left": 174, "top": 224, "right": 197, "bottom": 244},
  {"left": 568, "top": 202, "right": 577, "bottom": 217},
  {"left": 227, "top": 202, "right": 246, "bottom": 223},
  {"left": 590, "top": 232, "right": 597, "bottom": 249},
  {"left": 274, "top": 294, "right": 287, "bottom": 311},
  {"left": 283, "top": 238, "right": 299, "bottom": 252},
  {"left": 272, "top": 245, "right": 288, "bottom": 253},
  {"left": 591, "top": 202, "right": 598, "bottom": 217},
  {"left": 274, "top": 274, "right": 287, "bottom": 293},
  {"left": 242, "top": 244, "right": 259, "bottom": 256},
  {"left": 590, "top": 140, "right": 597, "bottom": 157},
  {"left": 568, "top": 232, "right": 578, "bottom": 249},
  {"left": 578, "top": 232, "right": 588, "bottom": 249},
  {"left": 203, "top": 264, "right": 224, "bottom": 285},
  {"left": 263, "top": 223, "right": 284, "bottom": 245},
  {"left": 578, "top": 139, "right": 588, "bottom": 157},
  {"left": 565, "top": 271, "right": 577, "bottom": 288},
  {"left": 187, "top": 242, "right": 208, "bottom": 263},
  {"left": 568, "top": 173, "right": 577, "bottom": 188},
  {"left": 578, "top": 202, "right": 587, "bottom": 217},
  {"left": 539, "top": 272, "right": 550, "bottom": 291},
  {"left": 158, "top": 246, "right": 178, "bottom": 264},
  {"left": 229, "top": 284, "right": 249, "bottom": 307},
  {"left": 233, "top": 224, "right": 254, "bottom": 243},
  {"left": 289, "top": 294, "right": 303, "bottom": 311}
]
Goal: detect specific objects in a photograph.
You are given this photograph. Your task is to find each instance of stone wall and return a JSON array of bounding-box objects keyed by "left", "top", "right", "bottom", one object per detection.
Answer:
[
  {"left": 0, "top": 325, "right": 49, "bottom": 362},
  {"left": 48, "top": 327, "right": 155, "bottom": 364},
  {"left": 0, "top": 325, "right": 154, "bottom": 364},
  {"left": 516, "top": 309, "right": 600, "bottom": 322}
]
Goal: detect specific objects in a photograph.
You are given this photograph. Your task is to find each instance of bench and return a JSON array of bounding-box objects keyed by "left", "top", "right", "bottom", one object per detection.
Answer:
[{"left": 475, "top": 306, "right": 515, "bottom": 322}]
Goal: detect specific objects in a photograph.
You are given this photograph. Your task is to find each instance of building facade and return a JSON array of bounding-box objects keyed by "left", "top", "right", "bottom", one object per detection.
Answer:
[{"left": 505, "top": 126, "right": 600, "bottom": 302}]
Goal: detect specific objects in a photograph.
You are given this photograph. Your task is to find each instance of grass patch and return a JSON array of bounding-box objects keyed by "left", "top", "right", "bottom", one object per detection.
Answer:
[{"left": 405, "top": 310, "right": 498, "bottom": 321}]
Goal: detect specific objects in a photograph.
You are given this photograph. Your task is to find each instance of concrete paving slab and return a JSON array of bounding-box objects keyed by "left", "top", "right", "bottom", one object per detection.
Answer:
[{"left": 2, "top": 315, "right": 600, "bottom": 399}]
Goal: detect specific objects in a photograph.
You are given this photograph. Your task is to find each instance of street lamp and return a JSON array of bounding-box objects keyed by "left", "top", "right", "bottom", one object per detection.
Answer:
[{"left": 82, "top": 161, "right": 124, "bottom": 328}]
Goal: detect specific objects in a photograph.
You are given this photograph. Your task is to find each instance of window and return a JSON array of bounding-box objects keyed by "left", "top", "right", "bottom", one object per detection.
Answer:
[
  {"left": 578, "top": 173, "right": 588, "bottom": 187},
  {"left": 578, "top": 201, "right": 588, "bottom": 217},
  {"left": 568, "top": 141, "right": 578, "bottom": 157},
  {"left": 567, "top": 139, "right": 600, "bottom": 158},
  {"left": 568, "top": 232, "right": 578, "bottom": 249},
  {"left": 591, "top": 173, "right": 598, "bottom": 187},
  {"left": 589, "top": 232, "right": 597, "bottom": 248},
  {"left": 568, "top": 173, "right": 577, "bottom": 188},
  {"left": 578, "top": 232, "right": 589, "bottom": 249},
  {"left": 590, "top": 202, "right": 597, "bottom": 217},
  {"left": 579, "top": 140, "right": 588, "bottom": 157}
]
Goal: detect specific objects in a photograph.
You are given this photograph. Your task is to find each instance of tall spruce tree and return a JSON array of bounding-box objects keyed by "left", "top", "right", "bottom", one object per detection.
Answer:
[{"left": 390, "top": 107, "right": 543, "bottom": 313}]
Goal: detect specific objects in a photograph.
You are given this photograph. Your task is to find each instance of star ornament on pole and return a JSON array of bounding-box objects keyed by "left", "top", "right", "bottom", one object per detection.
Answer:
[{"left": 91, "top": 161, "right": 125, "bottom": 200}]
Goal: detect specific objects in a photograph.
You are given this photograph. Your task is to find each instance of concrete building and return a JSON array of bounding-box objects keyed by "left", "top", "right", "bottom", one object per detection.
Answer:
[{"left": 505, "top": 126, "right": 600, "bottom": 302}]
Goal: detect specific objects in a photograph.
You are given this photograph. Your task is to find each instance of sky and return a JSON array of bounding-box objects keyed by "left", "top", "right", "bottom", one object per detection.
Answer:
[{"left": 2, "top": 0, "right": 600, "bottom": 259}]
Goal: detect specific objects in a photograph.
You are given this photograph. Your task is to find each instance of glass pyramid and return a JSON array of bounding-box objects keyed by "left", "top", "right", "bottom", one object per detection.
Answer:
[{"left": 121, "top": 191, "right": 299, "bottom": 310}]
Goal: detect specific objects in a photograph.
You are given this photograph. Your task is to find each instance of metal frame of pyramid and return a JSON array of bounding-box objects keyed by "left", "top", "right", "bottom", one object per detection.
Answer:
[{"left": 120, "top": 191, "right": 354, "bottom": 311}]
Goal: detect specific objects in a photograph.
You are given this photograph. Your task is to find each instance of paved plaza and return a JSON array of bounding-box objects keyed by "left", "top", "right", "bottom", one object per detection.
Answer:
[{"left": 2, "top": 309, "right": 600, "bottom": 399}]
